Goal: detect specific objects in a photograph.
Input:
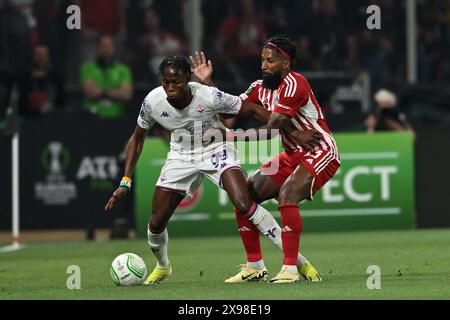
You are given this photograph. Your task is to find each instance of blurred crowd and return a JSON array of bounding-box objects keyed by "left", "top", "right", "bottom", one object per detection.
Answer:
[{"left": 0, "top": 0, "right": 449, "bottom": 128}]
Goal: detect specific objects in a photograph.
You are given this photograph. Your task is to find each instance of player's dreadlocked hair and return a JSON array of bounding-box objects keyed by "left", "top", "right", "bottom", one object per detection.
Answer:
[
  {"left": 158, "top": 56, "right": 192, "bottom": 80},
  {"left": 264, "top": 35, "right": 297, "bottom": 68}
]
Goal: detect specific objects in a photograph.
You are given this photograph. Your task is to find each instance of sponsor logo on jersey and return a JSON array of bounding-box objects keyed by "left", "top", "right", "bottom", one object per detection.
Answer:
[
  {"left": 160, "top": 111, "right": 170, "bottom": 118},
  {"left": 196, "top": 105, "right": 205, "bottom": 113},
  {"left": 277, "top": 103, "right": 291, "bottom": 110}
]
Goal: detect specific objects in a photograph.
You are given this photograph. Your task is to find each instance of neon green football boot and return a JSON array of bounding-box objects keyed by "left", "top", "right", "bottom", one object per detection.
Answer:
[
  {"left": 298, "top": 260, "right": 322, "bottom": 282},
  {"left": 143, "top": 264, "right": 172, "bottom": 285}
]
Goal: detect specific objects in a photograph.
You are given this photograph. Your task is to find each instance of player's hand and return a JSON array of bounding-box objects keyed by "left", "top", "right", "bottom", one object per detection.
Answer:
[
  {"left": 105, "top": 187, "right": 129, "bottom": 211},
  {"left": 190, "top": 51, "right": 213, "bottom": 85},
  {"left": 287, "top": 129, "right": 322, "bottom": 152}
]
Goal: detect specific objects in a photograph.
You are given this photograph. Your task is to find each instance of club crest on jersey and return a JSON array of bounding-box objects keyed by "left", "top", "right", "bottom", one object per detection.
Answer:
[
  {"left": 160, "top": 111, "right": 170, "bottom": 118},
  {"left": 196, "top": 105, "right": 205, "bottom": 113},
  {"left": 277, "top": 103, "right": 291, "bottom": 110}
]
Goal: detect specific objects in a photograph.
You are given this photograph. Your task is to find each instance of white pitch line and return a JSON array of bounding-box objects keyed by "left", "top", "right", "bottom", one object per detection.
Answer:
[
  {"left": 217, "top": 207, "right": 401, "bottom": 220},
  {"left": 341, "top": 152, "right": 399, "bottom": 160},
  {"left": 170, "top": 213, "right": 211, "bottom": 221}
]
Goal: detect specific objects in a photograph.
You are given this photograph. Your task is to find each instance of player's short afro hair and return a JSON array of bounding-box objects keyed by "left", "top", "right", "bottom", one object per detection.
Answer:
[
  {"left": 158, "top": 56, "right": 192, "bottom": 80},
  {"left": 264, "top": 35, "right": 297, "bottom": 68}
]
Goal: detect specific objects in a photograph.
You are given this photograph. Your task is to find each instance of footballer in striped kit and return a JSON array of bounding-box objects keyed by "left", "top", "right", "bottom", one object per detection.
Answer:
[{"left": 193, "top": 35, "right": 340, "bottom": 283}]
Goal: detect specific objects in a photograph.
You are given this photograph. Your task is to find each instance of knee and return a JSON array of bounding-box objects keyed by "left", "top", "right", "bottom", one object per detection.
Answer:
[{"left": 233, "top": 196, "right": 253, "bottom": 214}]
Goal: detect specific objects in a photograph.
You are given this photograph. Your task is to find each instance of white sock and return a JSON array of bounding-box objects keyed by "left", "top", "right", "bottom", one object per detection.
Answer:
[
  {"left": 283, "top": 265, "right": 298, "bottom": 274},
  {"left": 249, "top": 204, "right": 309, "bottom": 267},
  {"left": 147, "top": 228, "right": 170, "bottom": 269},
  {"left": 297, "top": 253, "right": 308, "bottom": 266},
  {"left": 247, "top": 260, "right": 265, "bottom": 270},
  {"left": 248, "top": 204, "right": 282, "bottom": 247}
]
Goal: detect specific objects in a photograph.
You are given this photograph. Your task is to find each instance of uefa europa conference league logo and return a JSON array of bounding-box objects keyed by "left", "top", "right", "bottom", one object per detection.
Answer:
[
  {"left": 36, "top": 141, "right": 122, "bottom": 205},
  {"left": 41, "top": 142, "right": 70, "bottom": 175},
  {"left": 36, "top": 142, "right": 77, "bottom": 205}
]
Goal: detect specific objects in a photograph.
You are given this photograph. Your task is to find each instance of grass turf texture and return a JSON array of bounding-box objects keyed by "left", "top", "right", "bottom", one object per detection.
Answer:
[{"left": 1, "top": 229, "right": 449, "bottom": 300}]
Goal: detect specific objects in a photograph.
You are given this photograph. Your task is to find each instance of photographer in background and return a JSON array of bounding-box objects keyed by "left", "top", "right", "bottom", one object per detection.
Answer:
[{"left": 365, "top": 89, "right": 415, "bottom": 136}]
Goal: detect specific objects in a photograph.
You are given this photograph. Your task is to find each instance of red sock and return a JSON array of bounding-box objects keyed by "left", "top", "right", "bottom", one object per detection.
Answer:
[
  {"left": 234, "top": 206, "right": 262, "bottom": 262},
  {"left": 279, "top": 204, "right": 302, "bottom": 266}
]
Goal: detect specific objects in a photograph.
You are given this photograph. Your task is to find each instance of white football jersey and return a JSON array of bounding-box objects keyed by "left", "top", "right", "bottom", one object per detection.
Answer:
[{"left": 138, "top": 82, "right": 242, "bottom": 153}]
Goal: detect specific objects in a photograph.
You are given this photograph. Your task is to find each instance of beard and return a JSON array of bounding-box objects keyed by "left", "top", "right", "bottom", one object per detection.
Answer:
[{"left": 262, "top": 71, "right": 283, "bottom": 90}]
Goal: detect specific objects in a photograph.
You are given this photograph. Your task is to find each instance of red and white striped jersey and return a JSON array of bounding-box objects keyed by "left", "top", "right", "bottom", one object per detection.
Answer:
[{"left": 240, "top": 71, "right": 340, "bottom": 162}]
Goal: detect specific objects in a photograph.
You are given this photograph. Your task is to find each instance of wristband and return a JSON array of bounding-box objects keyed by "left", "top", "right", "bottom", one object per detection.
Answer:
[{"left": 119, "top": 176, "right": 132, "bottom": 190}]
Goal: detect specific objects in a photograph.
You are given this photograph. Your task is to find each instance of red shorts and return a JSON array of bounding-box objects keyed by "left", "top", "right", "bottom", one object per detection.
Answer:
[{"left": 260, "top": 150, "right": 340, "bottom": 199}]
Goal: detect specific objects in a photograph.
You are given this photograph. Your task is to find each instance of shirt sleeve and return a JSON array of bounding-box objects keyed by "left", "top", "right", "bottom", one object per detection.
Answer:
[
  {"left": 137, "top": 98, "right": 155, "bottom": 130},
  {"left": 210, "top": 87, "right": 242, "bottom": 115},
  {"left": 273, "top": 77, "right": 310, "bottom": 117},
  {"left": 239, "top": 81, "right": 260, "bottom": 104}
]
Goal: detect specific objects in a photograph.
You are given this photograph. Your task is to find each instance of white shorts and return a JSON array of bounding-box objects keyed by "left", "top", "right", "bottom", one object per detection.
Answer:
[{"left": 155, "top": 143, "right": 244, "bottom": 198}]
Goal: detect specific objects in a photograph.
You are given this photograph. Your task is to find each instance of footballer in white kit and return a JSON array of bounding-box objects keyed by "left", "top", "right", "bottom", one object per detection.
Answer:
[
  {"left": 137, "top": 82, "right": 243, "bottom": 198},
  {"left": 105, "top": 55, "right": 318, "bottom": 285}
]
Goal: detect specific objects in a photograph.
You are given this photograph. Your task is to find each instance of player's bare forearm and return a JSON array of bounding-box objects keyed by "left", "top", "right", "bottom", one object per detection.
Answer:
[
  {"left": 123, "top": 126, "right": 146, "bottom": 178},
  {"left": 264, "top": 113, "right": 322, "bottom": 150},
  {"left": 267, "top": 112, "right": 292, "bottom": 130},
  {"left": 105, "top": 126, "right": 145, "bottom": 211},
  {"left": 239, "top": 101, "right": 271, "bottom": 123},
  {"left": 230, "top": 126, "right": 279, "bottom": 142}
]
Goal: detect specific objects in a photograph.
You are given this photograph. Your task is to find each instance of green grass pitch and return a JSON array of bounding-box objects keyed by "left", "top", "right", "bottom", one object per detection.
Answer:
[{"left": 1, "top": 229, "right": 450, "bottom": 300}]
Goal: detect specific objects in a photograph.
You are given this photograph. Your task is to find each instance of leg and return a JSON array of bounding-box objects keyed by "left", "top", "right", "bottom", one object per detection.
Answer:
[
  {"left": 278, "top": 165, "right": 314, "bottom": 205},
  {"left": 220, "top": 168, "right": 254, "bottom": 214},
  {"left": 220, "top": 168, "right": 276, "bottom": 282},
  {"left": 221, "top": 168, "right": 263, "bottom": 267},
  {"left": 222, "top": 168, "right": 282, "bottom": 245},
  {"left": 247, "top": 169, "right": 281, "bottom": 204},
  {"left": 250, "top": 165, "right": 312, "bottom": 269},
  {"left": 148, "top": 187, "right": 185, "bottom": 233},
  {"left": 269, "top": 165, "right": 313, "bottom": 283},
  {"left": 144, "top": 187, "right": 184, "bottom": 285}
]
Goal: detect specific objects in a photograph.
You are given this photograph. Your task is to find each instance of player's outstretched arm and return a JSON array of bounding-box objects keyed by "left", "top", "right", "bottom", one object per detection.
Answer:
[{"left": 105, "top": 125, "right": 147, "bottom": 211}]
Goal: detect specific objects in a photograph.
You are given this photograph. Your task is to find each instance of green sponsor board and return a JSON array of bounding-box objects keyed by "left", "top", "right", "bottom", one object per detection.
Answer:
[{"left": 135, "top": 132, "right": 415, "bottom": 237}]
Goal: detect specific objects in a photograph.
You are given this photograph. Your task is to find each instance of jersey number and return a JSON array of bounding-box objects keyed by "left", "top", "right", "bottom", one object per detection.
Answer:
[{"left": 211, "top": 149, "right": 228, "bottom": 169}]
